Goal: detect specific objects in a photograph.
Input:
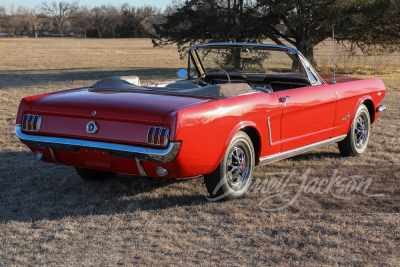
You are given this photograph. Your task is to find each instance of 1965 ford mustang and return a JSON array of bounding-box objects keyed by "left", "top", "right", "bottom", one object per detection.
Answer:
[{"left": 15, "top": 43, "right": 386, "bottom": 200}]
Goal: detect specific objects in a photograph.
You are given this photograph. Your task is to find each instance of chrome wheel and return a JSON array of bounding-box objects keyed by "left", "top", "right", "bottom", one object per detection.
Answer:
[
  {"left": 354, "top": 113, "right": 368, "bottom": 149},
  {"left": 226, "top": 144, "right": 250, "bottom": 191},
  {"left": 204, "top": 131, "right": 255, "bottom": 200},
  {"left": 338, "top": 104, "right": 371, "bottom": 157}
]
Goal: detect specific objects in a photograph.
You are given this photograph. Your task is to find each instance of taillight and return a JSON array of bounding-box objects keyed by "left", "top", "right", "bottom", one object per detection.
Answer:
[
  {"left": 21, "top": 114, "right": 42, "bottom": 132},
  {"left": 147, "top": 126, "right": 169, "bottom": 146}
]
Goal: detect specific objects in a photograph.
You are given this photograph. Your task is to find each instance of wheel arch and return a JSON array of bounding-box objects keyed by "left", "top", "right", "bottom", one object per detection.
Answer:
[
  {"left": 220, "top": 122, "right": 262, "bottom": 167},
  {"left": 347, "top": 96, "right": 375, "bottom": 133},
  {"left": 240, "top": 126, "right": 261, "bottom": 165},
  {"left": 362, "top": 99, "right": 375, "bottom": 124}
]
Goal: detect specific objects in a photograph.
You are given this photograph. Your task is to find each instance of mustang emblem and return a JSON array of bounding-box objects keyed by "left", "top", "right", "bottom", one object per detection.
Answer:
[
  {"left": 86, "top": 121, "right": 98, "bottom": 134},
  {"left": 342, "top": 112, "right": 350, "bottom": 121}
]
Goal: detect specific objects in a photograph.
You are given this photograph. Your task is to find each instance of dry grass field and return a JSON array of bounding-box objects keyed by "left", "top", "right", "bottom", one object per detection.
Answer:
[{"left": 0, "top": 38, "right": 399, "bottom": 266}]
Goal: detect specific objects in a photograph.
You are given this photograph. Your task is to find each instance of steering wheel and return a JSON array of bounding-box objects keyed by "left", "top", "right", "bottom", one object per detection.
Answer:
[{"left": 197, "top": 68, "right": 231, "bottom": 86}]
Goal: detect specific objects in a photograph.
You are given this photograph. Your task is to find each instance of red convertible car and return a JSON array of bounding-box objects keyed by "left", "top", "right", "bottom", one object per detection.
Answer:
[{"left": 16, "top": 43, "right": 386, "bottom": 200}]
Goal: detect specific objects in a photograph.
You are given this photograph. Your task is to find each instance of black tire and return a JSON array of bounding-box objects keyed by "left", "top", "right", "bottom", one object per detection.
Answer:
[
  {"left": 204, "top": 131, "right": 255, "bottom": 200},
  {"left": 75, "top": 167, "right": 116, "bottom": 181},
  {"left": 338, "top": 104, "right": 371, "bottom": 156}
]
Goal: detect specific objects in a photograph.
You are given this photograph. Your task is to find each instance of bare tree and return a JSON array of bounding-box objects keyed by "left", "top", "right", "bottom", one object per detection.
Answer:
[
  {"left": 24, "top": 8, "right": 45, "bottom": 38},
  {"left": 40, "top": 1, "right": 77, "bottom": 38},
  {"left": 73, "top": 5, "right": 91, "bottom": 38},
  {"left": 90, "top": 6, "right": 110, "bottom": 38},
  {"left": 0, "top": 5, "right": 26, "bottom": 37},
  {"left": 121, "top": 4, "right": 158, "bottom": 38},
  {"left": 106, "top": 6, "right": 122, "bottom": 38},
  {"left": 0, "top": 6, "right": 6, "bottom": 35},
  {"left": 142, "top": 12, "right": 164, "bottom": 37}
]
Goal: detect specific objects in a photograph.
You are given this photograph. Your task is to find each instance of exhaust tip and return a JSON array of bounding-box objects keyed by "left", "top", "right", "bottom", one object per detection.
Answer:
[{"left": 156, "top": 166, "right": 169, "bottom": 177}]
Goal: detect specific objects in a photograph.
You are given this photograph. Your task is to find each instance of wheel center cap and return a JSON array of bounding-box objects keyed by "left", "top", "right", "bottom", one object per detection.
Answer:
[{"left": 240, "top": 163, "right": 244, "bottom": 170}]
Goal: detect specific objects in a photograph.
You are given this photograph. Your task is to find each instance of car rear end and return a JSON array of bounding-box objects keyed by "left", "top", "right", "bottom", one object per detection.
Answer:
[{"left": 15, "top": 87, "right": 208, "bottom": 178}]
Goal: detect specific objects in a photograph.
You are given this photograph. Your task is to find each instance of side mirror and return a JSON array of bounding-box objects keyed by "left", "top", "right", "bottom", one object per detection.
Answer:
[{"left": 176, "top": 68, "right": 188, "bottom": 79}]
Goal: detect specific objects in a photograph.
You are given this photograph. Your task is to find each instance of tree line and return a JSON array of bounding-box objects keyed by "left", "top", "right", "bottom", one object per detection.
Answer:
[
  {"left": 152, "top": 0, "right": 400, "bottom": 64},
  {"left": 2, "top": 0, "right": 400, "bottom": 64},
  {"left": 0, "top": 2, "right": 162, "bottom": 38}
]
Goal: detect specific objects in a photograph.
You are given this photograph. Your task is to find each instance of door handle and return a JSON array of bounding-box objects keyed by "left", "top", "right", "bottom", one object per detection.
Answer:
[
  {"left": 279, "top": 96, "right": 291, "bottom": 106},
  {"left": 279, "top": 96, "right": 291, "bottom": 102}
]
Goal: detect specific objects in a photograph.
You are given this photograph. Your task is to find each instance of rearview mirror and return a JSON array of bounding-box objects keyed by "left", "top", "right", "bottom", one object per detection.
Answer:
[{"left": 177, "top": 68, "right": 188, "bottom": 79}]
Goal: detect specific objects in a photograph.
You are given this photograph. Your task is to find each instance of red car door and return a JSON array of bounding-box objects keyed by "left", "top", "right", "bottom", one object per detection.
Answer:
[{"left": 277, "top": 84, "right": 336, "bottom": 151}]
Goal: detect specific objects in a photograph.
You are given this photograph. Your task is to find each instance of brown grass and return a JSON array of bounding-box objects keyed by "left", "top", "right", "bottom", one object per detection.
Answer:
[{"left": 0, "top": 38, "right": 399, "bottom": 266}]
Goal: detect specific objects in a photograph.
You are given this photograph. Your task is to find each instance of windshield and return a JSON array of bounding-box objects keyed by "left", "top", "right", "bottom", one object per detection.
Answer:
[{"left": 193, "top": 47, "right": 307, "bottom": 76}]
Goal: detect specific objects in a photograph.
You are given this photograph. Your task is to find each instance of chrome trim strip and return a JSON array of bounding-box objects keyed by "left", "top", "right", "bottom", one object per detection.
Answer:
[
  {"left": 36, "top": 116, "right": 42, "bottom": 131},
  {"left": 258, "top": 135, "right": 347, "bottom": 166},
  {"left": 15, "top": 126, "right": 181, "bottom": 163},
  {"left": 267, "top": 117, "right": 273, "bottom": 146},
  {"left": 376, "top": 105, "right": 386, "bottom": 113},
  {"left": 135, "top": 159, "right": 148, "bottom": 176},
  {"left": 190, "top": 43, "right": 300, "bottom": 54},
  {"left": 157, "top": 128, "right": 162, "bottom": 145},
  {"left": 298, "top": 54, "right": 325, "bottom": 85}
]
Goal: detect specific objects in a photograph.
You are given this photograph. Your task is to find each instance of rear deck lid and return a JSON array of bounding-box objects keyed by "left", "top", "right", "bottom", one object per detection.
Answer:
[{"left": 31, "top": 88, "right": 207, "bottom": 123}]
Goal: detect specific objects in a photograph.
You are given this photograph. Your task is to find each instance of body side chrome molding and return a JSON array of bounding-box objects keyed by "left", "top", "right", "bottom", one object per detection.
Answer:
[
  {"left": 258, "top": 135, "right": 347, "bottom": 166},
  {"left": 15, "top": 126, "right": 180, "bottom": 163},
  {"left": 267, "top": 117, "right": 273, "bottom": 146}
]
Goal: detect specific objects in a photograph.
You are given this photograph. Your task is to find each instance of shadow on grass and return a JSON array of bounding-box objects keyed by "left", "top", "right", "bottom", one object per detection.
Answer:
[
  {"left": 289, "top": 151, "right": 342, "bottom": 162},
  {"left": 0, "top": 151, "right": 207, "bottom": 223},
  {"left": 0, "top": 67, "right": 179, "bottom": 89}
]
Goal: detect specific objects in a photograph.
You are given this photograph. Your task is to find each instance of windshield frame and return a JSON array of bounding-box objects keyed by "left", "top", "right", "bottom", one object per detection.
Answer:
[{"left": 188, "top": 43, "right": 325, "bottom": 86}]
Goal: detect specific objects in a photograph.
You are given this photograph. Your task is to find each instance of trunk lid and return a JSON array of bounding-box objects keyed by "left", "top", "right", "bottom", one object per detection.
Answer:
[
  {"left": 29, "top": 88, "right": 208, "bottom": 145},
  {"left": 31, "top": 88, "right": 207, "bottom": 123}
]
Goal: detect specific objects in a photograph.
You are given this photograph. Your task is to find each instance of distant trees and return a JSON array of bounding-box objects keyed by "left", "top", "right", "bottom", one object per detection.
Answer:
[
  {"left": 121, "top": 5, "right": 159, "bottom": 38},
  {"left": 24, "top": 8, "right": 45, "bottom": 38},
  {"left": 73, "top": 6, "right": 91, "bottom": 38},
  {"left": 0, "top": 5, "right": 27, "bottom": 37},
  {"left": 90, "top": 6, "right": 110, "bottom": 38},
  {"left": 0, "top": 1, "right": 161, "bottom": 38},
  {"left": 152, "top": 0, "right": 400, "bottom": 64},
  {"left": 107, "top": 6, "right": 122, "bottom": 38},
  {"left": 39, "top": 1, "right": 77, "bottom": 38}
]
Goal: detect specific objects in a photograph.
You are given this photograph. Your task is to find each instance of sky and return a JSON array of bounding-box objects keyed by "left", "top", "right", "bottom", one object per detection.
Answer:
[{"left": 0, "top": 0, "right": 171, "bottom": 11}]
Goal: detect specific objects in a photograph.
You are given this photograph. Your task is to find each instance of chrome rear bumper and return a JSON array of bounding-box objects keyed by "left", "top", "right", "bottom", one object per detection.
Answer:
[
  {"left": 15, "top": 125, "right": 180, "bottom": 163},
  {"left": 376, "top": 105, "right": 387, "bottom": 113}
]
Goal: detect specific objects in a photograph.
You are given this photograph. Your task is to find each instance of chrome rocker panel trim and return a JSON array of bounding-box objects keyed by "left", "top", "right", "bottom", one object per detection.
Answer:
[
  {"left": 15, "top": 125, "right": 180, "bottom": 163},
  {"left": 258, "top": 135, "right": 347, "bottom": 166}
]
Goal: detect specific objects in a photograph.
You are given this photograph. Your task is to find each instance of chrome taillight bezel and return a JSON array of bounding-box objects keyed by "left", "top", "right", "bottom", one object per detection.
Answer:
[
  {"left": 147, "top": 126, "right": 169, "bottom": 146},
  {"left": 21, "top": 114, "right": 42, "bottom": 132}
]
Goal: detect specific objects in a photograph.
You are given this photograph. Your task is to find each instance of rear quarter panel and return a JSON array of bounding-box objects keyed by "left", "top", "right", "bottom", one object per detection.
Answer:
[{"left": 165, "top": 92, "right": 282, "bottom": 178}]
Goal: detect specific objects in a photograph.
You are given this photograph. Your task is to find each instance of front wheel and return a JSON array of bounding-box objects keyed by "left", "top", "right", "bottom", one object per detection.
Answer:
[
  {"left": 75, "top": 167, "right": 116, "bottom": 181},
  {"left": 204, "top": 131, "right": 255, "bottom": 200},
  {"left": 338, "top": 104, "right": 371, "bottom": 156}
]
